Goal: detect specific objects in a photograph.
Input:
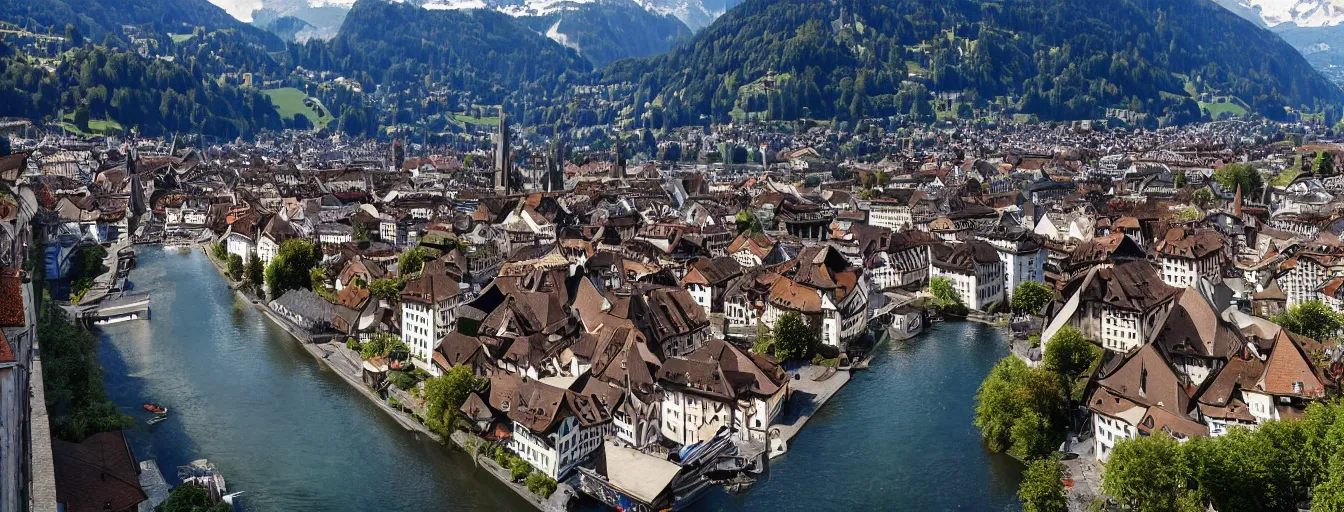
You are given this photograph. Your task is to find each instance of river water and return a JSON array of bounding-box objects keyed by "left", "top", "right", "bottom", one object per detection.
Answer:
[{"left": 97, "top": 249, "right": 1022, "bottom": 511}]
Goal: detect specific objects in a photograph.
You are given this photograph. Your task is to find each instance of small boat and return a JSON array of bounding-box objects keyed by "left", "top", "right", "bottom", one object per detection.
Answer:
[
  {"left": 143, "top": 403, "right": 167, "bottom": 414},
  {"left": 147, "top": 414, "right": 169, "bottom": 426}
]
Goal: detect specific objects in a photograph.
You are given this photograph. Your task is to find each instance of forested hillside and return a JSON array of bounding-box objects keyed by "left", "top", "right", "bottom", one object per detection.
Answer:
[
  {"left": 0, "top": 0, "right": 284, "bottom": 49},
  {"left": 287, "top": 0, "right": 592, "bottom": 104},
  {"left": 603, "top": 0, "right": 1344, "bottom": 126},
  {"left": 0, "top": 40, "right": 283, "bottom": 139}
]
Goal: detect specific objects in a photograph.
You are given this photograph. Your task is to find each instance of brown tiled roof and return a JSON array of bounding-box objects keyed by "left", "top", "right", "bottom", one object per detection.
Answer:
[
  {"left": 1258, "top": 330, "right": 1327, "bottom": 398},
  {"left": 0, "top": 330, "right": 14, "bottom": 363},
  {"left": 0, "top": 269, "right": 24, "bottom": 326},
  {"left": 656, "top": 339, "right": 784, "bottom": 401},
  {"left": 400, "top": 271, "right": 459, "bottom": 305},
  {"left": 1138, "top": 406, "right": 1208, "bottom": 439},
  {"left": 1152, "top": 288, "right": 1244, "bottom": 359},
  {"left": 53, "top": 431, "right": 146, "bottom": 512},
  {"left": 1096, "top": 343, "right": 1191, "bottom": 418},
  {"left": 437, "top": 332, "right": 484, "bottom": 368},
  {"left": 1155, "top": 227, "right": 1224, "bottom": 260},
  {"left": 1083, "top": 261, "right": 1180, "bottom": 312},
  {"left": 930, "top": 241, "right": 1000, "bottom": 273},
  {"left": 336, "top": 286, "right": 370, "bottom": 309},
  {"left": 1198, "top": 356, "right": 1264, "bottom": 407}
]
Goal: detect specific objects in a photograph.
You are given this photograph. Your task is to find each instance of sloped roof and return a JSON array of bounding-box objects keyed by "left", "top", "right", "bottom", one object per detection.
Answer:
[
  {"left": 1152, "top": 288, "right": 1244, "bottom": 359},
  {"left": 1257, "top": 330, "right": 1328, "bottom": 398},
  {"left": 0, "top": 269, "right": 23, "bottom": 326},
  {"left": 53, "top": 431, "right": 147, "bottom": 512},
  {"left": 1083, "top": 261, "right": 1180, "bottom": 312},
  {"left": 1096, "top": 343, "right": 1191, "bottom": 418}
]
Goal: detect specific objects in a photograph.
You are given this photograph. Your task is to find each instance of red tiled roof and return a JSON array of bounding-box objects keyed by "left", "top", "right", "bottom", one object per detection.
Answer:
[
  {"left": 0, "top": 330, "right": 14, "bottom": 363},
  {"left": 0, "top": 270, "right": 24, "bottom": 327}
]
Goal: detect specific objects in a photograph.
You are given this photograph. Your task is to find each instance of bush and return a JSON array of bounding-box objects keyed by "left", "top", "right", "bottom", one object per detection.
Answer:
[
  {"left": 526, "top": 472, "right": 557, "bottom": 497},
  {"left": 387, "top": 370, "right": 417, "bottom": 390},
  {"left": 39, "top": 314, "right": 133, "bottom": 441},
  {"left": 509, "top": 457, "right": 532, "bottom": 482}
]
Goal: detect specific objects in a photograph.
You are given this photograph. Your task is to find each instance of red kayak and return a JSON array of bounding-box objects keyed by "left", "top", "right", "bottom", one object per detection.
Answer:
[{"left": 143, "top": 403, "right": 167, "bottom": 414}]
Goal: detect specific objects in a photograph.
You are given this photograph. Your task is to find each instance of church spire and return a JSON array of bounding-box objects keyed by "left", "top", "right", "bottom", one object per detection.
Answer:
[{"left": 1234, "top": 183, "right": 1243, "bottom": 218}]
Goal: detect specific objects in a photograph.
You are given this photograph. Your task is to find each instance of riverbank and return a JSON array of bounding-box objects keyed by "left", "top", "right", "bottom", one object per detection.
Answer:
[{"left": 195, "top": 244, "right": 563, "bottom": 511}]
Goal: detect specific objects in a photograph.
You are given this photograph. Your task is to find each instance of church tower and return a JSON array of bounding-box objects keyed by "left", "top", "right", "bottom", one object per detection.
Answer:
[
  {"left": 609, "top": 136, "right": 625, "bottom": 180},
  {"left": 494, "top": 107, "right": 511, "bottom": 195}
]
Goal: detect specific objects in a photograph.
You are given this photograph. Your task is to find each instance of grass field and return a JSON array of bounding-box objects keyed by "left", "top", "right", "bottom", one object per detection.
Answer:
[
  {"left": 449, "top": 112, "right": 499, "bottom": 126},
  {"left": 1200, "top": 97, "right": 1247, "bottom": 118},
  {"left": 60, "top": 114, "right": 123, "bottom": 135},
  {"left": 169, "top": 33, "right": 195, "bottom": 43},
  {"left": 262, "top": 87, "right": 332, "bottom": 128}
]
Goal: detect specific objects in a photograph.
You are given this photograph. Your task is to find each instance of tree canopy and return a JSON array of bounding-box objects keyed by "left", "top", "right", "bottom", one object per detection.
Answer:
[
  {"left": 1274, "top": 300, "right": 1343, "bottom": 341},
  {"left": 265, "top": 239, "right": 322, "bottom": 299},
  {"left": 423, "top": 365, "right": 487, "bottom": 436},
  {"left": 1101, "top": 401, "right": 1344, "bottom": 512},
  {"left": 1043, "top": 326, "right": 1102, "bottom": 399},
  {"left": 973, "top": 356, "right": 1068, "bottom": 459},
  {"left": 1213, "top": 163, "right": 1264, "bottom": 199},
  {"left": 160, "top": 485, "right": 232, "bottom": 512},
  {"left": 773, "top": 311, "right": 819, "bottom": 362},
  {"left": 1019, "top": 460, "right": 1068, "bottom": 512},
  {"left": 1011, "top": 281, "right": 1052, "bottom": 315}
]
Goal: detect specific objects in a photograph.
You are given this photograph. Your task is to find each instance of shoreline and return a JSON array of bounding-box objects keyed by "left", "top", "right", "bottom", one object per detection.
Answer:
[
  {"left": 189, "top": 242, "right": 864, "bottom": 510},
  {"left": 194, "top": 244, "right": 557, "bottom": 511}
]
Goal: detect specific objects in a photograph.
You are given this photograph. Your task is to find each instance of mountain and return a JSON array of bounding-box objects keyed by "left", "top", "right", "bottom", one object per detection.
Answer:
[
  {"left": 290, "top": 0, "right": 591, "bottom": 102},
  {"left": 1214, "top": 0, "right": 1344, "bottom": 27},
  {"left": 634, "top": 0, "right": 742, "bottom": 31},
  {"left": 512, "top": 0, "right": 691, "bottom": 68},
  {"left": 603, "top": 0, "right": 1344, "bottom": 126},
  {"left": 251, "top": 10, "right": 318, "bottom": 41},
  {"left": 206, "top": 0, "right": 732, "bottom": 45},
  {"left": 1213, "top": 0, "right": 1344, "bottom": 82},
  {"left": 0, "top": 0, "right": 285, "bottom": 50}
]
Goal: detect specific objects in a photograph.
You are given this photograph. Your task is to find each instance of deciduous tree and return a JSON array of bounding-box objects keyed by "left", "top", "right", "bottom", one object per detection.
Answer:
[
  {"left": 1011, "top": 281, "right": 1052, "bottom": 315},
  {"left": 1102, "top": 435, "right": 1191, "bottom": 512},
  {"left": 423, "top": 365, "right": 486, "bottom": 436},
  {"left": 973, "top": 357, "right": 1067, "bottom": 459},
  {"left": 773, "top": 312, "right": 819, "bottom": 362},
  {"left": 1275, "top": 300, "right": 1343, "bottom": 341},
  {"left": 1018, "top": 460, "right": 1067, "bottom": 512}
]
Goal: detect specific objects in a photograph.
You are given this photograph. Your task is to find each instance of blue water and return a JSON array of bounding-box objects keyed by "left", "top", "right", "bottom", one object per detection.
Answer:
[
  {"left": 97, "top": 249, "right": 1022, "bottom": 511},
  {"left": 98, "top": 249, "right": 533, "bottom": 511}
]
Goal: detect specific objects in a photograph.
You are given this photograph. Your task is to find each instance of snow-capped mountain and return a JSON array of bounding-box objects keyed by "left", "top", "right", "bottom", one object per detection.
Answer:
[
  {"left": 1214, "top": 0, "right": 1344, "bottom": 83},
  {"left": 210, "top": 0, "right": 737, "bottom": 38},
  {"left": 1216, "top": 0, "right": 1344, "bottom": 27}
]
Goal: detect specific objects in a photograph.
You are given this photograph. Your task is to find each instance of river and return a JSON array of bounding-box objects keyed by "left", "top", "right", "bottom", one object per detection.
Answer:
[{"left": 97, "top": 249, "right": 1022, "bottom": 511}]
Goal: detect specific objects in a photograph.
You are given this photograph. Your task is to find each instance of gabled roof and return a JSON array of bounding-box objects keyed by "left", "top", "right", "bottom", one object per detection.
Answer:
[
  {"left": 1155, "top": 227, "right": 1224, "bottom": 260},
  {"left": 1257, "top": 330, "right": 1328, "bottom": 398},
  {"left": 1151, "top": 288, "right": 1244, "bottom": 359},
  {"left": 1096, "top": 343, "right": 1191, "bottom": 418},
  {"left": 656, "top": 339, "right": 785, "bottom": 401},
  {"left": 53, "top": 431, "right": 147, "bottom": 512},
  {"left": 1082, "top": 261, "right": 1180, "bottom": 312}
]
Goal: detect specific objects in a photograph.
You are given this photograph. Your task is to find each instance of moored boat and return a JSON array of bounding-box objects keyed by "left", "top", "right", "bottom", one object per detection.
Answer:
[{"left": 143, "top": 403, "right": 167, "bottom": 414}]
